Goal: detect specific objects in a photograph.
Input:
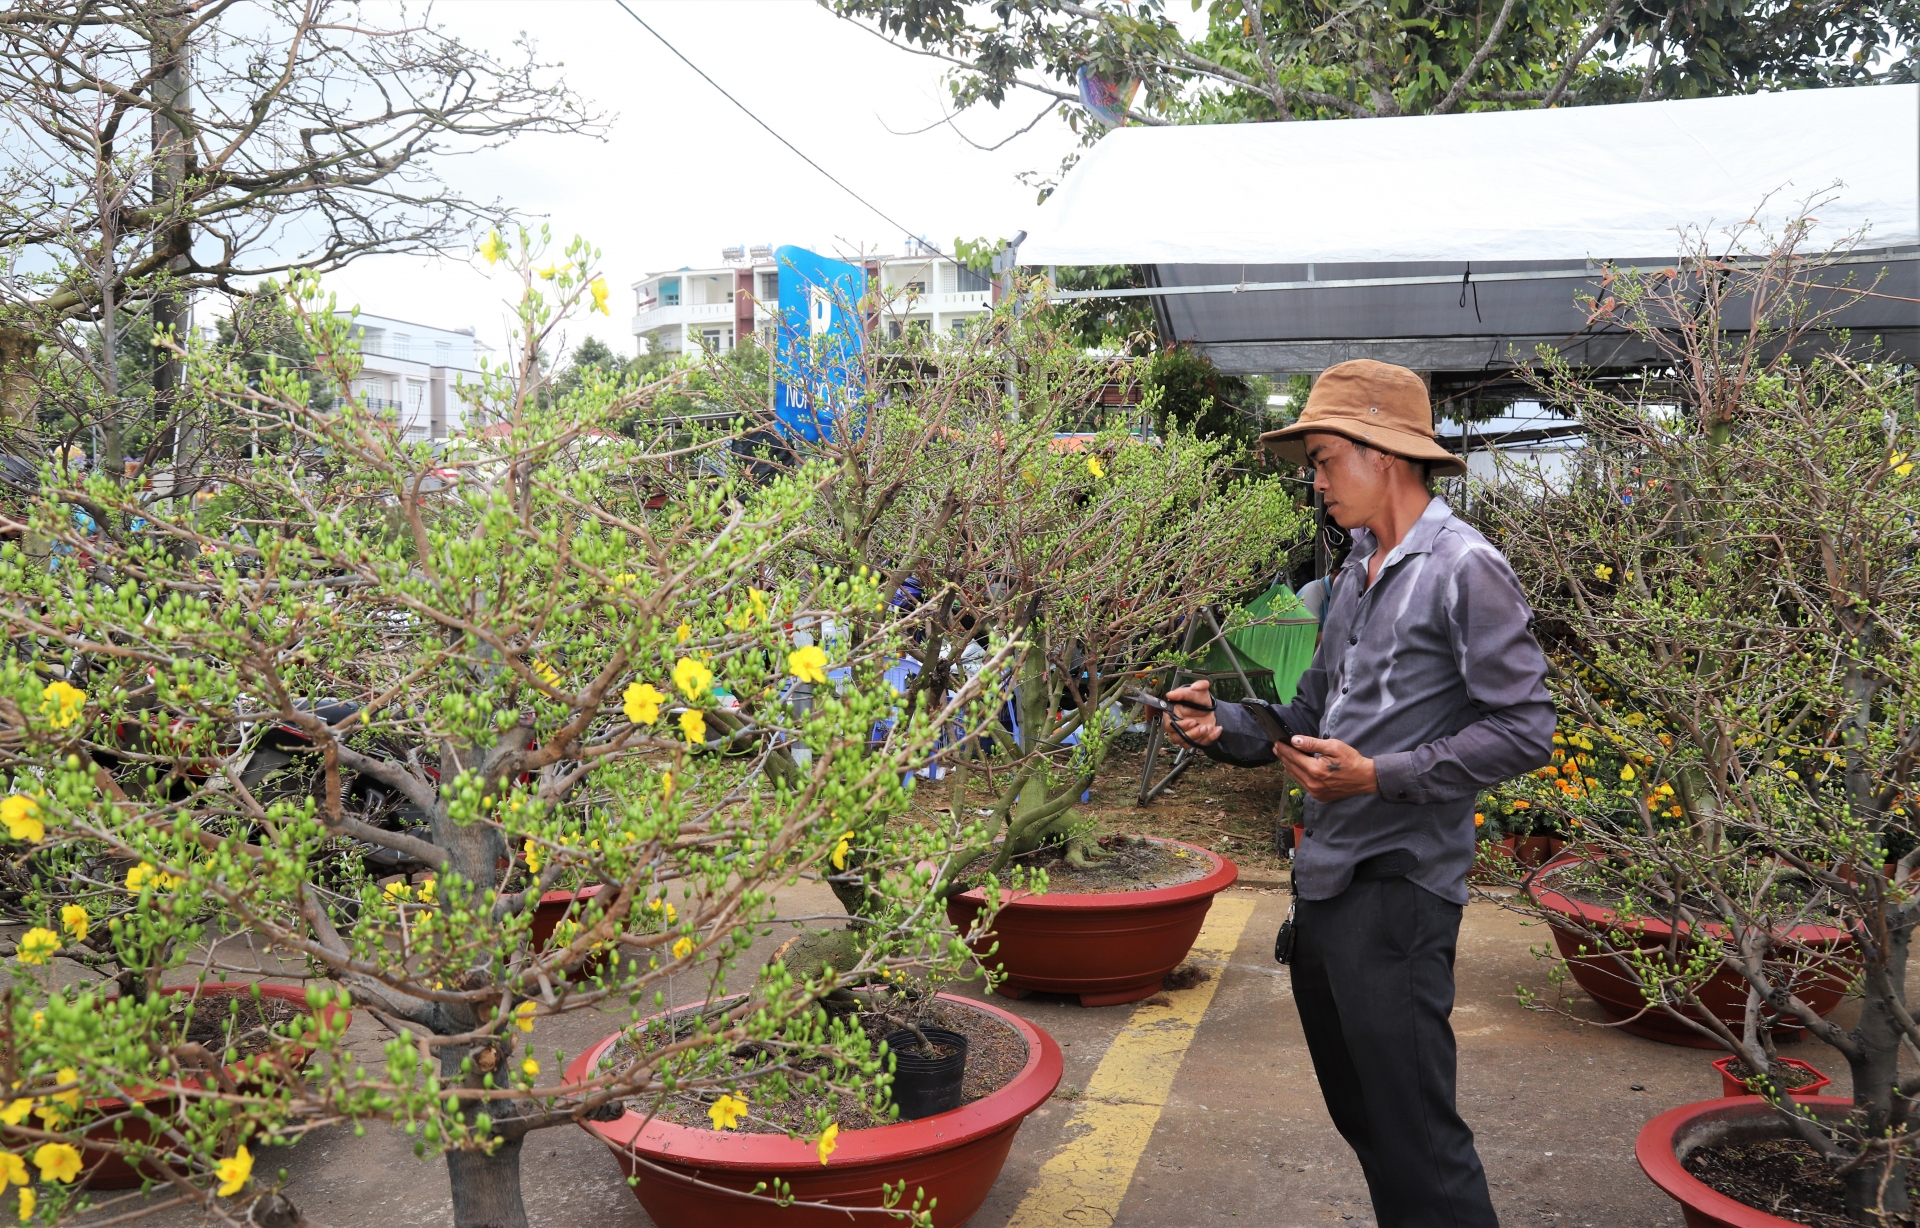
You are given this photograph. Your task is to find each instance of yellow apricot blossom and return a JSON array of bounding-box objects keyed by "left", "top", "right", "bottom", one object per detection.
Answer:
[
  {"left": 32, "top": 1142, "right": 80, "bottom": 1184},
  {"left": 14, "top": 1187, "right": 29, "bottom": 1221},
  {"left": 15, "top": 929, "right": 59, "bottom": 966},
  {"left": 0, "top": 1153, "right": 24, "bottom": 1187},
  {"left": 816, "top": 1122, "right": 839, "bottom": 1165},
  {"left": 672, "top": 936, "right": 693, "bottom": 960},
  {"left": 1592, "top": 564, "right": 1613, "bottom": 582},
  {"left": 215, "top": 1145, "right": 252, "bottom": 1197},
  {"left": 674, "top": 622, "right": 692, "bottom": 644},
  {"left": 39, "top": 681, "right": 84, "bottom": 730},
  {"left": 1619, "top": 764, "right": 1636, "bottom": 782},
  {"left": 0, "top": 797, "right": 41, "bottom": 844},
  {"left": 590, "top": 277, "right": 610, "bottom": 315},
  {"left": 708, "top": 1093, "right": 748, "bottom": 1130},
  {"left": 531, "top": 659, "right": 561, "bottom": 687},
  {"left": 788, "top": 645, "right": 828, "bottom": 685},
  {"left": 623, "top": 682, "right": 665, "bottom": 725},
  {"left": 521, "top": 1057, "right": 540, "bottom": 1080},
  {"left": 679, "top": 709, "right": 706, "bottom": 746},
  {"left": 523, "top": 840, "right": 543, "bottom": 874},
  {"left": 672, "top": 657, "right": 713, "bottom": 701},
  {"left": 58, "top": 906, "right": 86, "bottom": 942},
  {"left": 124, "top": 863, "right": 179, "bottom": 893},
  {"left": 830, "top": 831, "right": 854, "bottom": 871},
  {"left": 515, "top": 1001, "right": 537, "bottom": 1032},
  {"left": 1085, "top": 455, "right": 1106, "bottom": 479},
  {"left": 479, "top": 230, "right": 508, "bottom": 264},
  {"left": 0, "top": 1100, "right": 30, "bottom": 1128}
]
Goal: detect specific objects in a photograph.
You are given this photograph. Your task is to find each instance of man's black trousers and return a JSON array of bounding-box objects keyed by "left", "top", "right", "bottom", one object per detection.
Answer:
[{"left": 1291, "top": 875, "right": 1499, "bottom": 1227}]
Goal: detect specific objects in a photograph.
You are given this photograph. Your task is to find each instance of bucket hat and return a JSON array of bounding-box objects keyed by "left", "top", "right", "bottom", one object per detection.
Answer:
[{"left": 1260, "top": 360, "right": 1465, "bottom": 478}]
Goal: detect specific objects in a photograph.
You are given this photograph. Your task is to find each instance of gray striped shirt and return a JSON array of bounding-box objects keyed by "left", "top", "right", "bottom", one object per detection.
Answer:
[{"left": 1206, "top": 497, "right": 1554, "bottom": 905}]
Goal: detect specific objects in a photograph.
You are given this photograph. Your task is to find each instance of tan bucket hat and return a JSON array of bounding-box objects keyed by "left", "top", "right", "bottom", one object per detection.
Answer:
[{"left": 1260, "top": 360, "right": 1465, "bottom": 478}]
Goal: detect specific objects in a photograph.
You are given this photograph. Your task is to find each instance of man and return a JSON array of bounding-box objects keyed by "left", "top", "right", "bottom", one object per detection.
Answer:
[{"left": 1166, "top": 359, "right": 1553, "bottom": 1228}]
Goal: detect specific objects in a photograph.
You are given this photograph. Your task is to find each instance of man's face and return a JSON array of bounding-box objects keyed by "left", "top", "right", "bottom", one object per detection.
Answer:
[{"left": 1305, "top": 433, "right": 1389, "bottom": 529}]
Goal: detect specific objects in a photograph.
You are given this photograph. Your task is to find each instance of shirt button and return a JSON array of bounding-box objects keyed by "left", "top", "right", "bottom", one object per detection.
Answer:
[
  {"left": 1304, "top": 829, "right": 1314, "bottom": 838},
  {"left": 1399, "top": 791, "right": 1409, "bottom": 799},
  {"left": 1342, "top": 684, "right": 1350, "bottom": 693},
  {"left": 1348, "top": 635, "right": 1357, "bottom": 646}
]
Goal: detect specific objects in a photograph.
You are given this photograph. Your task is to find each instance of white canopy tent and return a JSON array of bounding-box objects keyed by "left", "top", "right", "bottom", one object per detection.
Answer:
[{"left": 1017, "top": 85, "right": 1919, "bottom": 379}]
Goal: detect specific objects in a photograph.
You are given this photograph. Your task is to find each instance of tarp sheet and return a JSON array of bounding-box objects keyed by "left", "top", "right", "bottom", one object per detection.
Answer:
[{"left": 1020, "top": 85, "right": 1919, "bottom": 266}]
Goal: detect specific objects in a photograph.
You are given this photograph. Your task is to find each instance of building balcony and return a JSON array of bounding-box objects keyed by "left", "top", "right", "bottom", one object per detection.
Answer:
[{"left": 631, "top": 301, "right": 735, "bottom": 335}]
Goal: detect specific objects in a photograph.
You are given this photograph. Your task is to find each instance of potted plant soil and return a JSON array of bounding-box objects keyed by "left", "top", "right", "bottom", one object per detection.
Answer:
[
  {"left": 1525, "top": 857, "right": 1855, "bottom": 1047},
  {"left": 946, "top": 835, "right": 1238, "bottom": 1006},
  {"left": 567, "top": 989, "right": 1061, "bottom": 1227},
  {"left": 1478, "top": 222, "right": 1920, "bottom": 1223},
  {"left": 1637, "top": 1097, "right": 1860, "bottom": 1228},
  {"left": 80, "top": 982, "right": 353, "bottom": 1189},
  {"left": 1709, "top": 1054, "right": 1830, "bottom": 1099}
]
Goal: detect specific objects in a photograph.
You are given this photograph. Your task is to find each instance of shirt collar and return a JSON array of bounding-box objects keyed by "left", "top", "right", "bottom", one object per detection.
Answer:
[{"left": 1343, "top": 496, "right": 1453, "bottom": 573}]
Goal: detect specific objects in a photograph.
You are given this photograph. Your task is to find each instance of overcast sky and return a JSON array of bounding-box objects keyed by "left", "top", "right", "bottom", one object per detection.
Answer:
[{"left": 319, "top": 0, "right": 1196, "bottom": 363}]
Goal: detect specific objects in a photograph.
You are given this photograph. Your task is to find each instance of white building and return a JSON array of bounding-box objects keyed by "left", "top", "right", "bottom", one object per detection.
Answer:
[
  {"left": 344, "top": 313, "right": 491, "bottom": 440},
  {"left": 630, "top": 240, "right": 995, "bottom": 357}
]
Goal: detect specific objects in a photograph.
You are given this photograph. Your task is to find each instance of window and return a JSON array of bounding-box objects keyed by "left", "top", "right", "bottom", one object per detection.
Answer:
[
  {"left": 939, "top": 265, "right": 958, "bottom": 295},
  {"left": 360, "top": 328, "right": 385, "bottom": 356},
  {"left": 904, "top": 280, "right": 926, "bottom": 296},
  {"left": 434, "top": 340, "right": 451, "bottom": 366},
  {"left": 659, "top": 278, "right": 681, "bottom": 306},
  {"left": 393, "top": 333, "right": 412, "bottom": 361},
  {"left": 957, "top": 264, "right": 991, "bottom": 293},
  {"left": 759, "top": 272, "right": 779, "bottom": 301},
  {"left": 701, "top": 327, "right": 725, "bottom": 351}
]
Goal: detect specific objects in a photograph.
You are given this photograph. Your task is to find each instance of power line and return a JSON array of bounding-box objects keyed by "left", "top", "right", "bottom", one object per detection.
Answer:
[{"left": 611, "top": 1, "right": 943, "bottom": 258}]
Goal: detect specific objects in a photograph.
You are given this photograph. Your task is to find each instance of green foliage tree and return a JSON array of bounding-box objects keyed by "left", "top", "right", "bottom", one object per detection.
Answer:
[
  {"left": 0, "top": 0, "right": 596, "bottom": 453},
  {"left": 1477, "top": 224, "right": 1920, "bottom": 1223},
  {"left": 747, "top": 281, "right": 1312, "bottom": 877},
  {"left": 0, "top": 233, "right": 1012, "bottom": 1227},
  {"left": 832, "top": 0, "right": 1917, "bottom": 196}
]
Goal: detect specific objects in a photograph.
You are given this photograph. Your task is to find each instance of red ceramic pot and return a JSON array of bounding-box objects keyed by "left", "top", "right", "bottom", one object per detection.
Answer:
[
  {"left": 566, "top": 993, "right": 1062, "bottom": 1227},
  {"left": 529, "top": 886, "right": 619, "bottom": 975},
  {"left": 1709, "top": 1054, "right": 1832, "bottom": 1099},
  {"left": 946, "top": 838, "right": 1237, "bottom": 1008},
  {"left": 1291, "top": 825, "right": 1305, "bottom": 852},
  {"left": 1515, "top": 836, "right": 1566, "bottom": 868},
  {"left": 82, "top": 982, "right": 353, "bottom": 1189},
  {"left": 1637, "top": 1095, "right": 1854, "bottom": 1227},
  {"left": 1530, "top": 859, "right": 1855, "bottom": 1048},
  {"left": 1470, "top": 835, "right": 1519, "bottom": 885}
]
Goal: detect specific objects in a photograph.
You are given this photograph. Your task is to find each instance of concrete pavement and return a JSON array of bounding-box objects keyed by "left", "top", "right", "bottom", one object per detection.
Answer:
[{"left": 115, "top": 880, "right": 1818, "bottom": 1227}]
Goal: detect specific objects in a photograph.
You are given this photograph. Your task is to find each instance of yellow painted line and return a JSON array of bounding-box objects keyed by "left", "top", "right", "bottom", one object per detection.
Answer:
[{"left": 1005, "top": 894, "right": 1258, "bottom": 1227}]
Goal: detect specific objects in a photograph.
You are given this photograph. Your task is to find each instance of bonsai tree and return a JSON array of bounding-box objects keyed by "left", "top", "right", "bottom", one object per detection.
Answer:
[
  {"left": 1478, "top": 217, "right": 1920, "bottom": 1222},
  {"left": 741, "top": 287, "right": 1309, "bottom": 886},
  {"left": 0, "top": 231, "right": 1012, "bottom": 1227}
]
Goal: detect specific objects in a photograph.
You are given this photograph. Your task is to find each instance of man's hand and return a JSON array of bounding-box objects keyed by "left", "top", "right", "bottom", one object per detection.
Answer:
[
  {"left": 1162, "top": 680, "right": 1222, "bottom": 746},
  {"left": 1277, "top": 735, "right": 1379, "bottom": 803}
]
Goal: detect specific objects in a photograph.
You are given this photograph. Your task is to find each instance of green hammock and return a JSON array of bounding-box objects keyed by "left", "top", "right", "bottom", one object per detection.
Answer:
[{"left": 1196, "top": 582, "right": 1320, "bottom": 704}]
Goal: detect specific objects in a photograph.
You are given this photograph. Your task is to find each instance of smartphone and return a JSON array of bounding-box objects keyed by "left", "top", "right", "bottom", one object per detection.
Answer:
[{"left": 1240, "top": 700, "right": 1300, "bottom": 746}]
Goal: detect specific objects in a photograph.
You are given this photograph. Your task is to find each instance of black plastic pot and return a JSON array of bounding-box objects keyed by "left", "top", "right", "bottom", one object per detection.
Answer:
[{"left": 884, "top": 1027, "right": 968, "bottom": 1121}]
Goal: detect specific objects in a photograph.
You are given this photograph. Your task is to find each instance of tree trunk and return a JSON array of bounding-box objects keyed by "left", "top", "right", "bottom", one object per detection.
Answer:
[
  {"left": 148, "top": 14, "right": 192, "bottom": 469},
  {"left": 0, "top": 327, "right": 39, "bottom": 428},
  {"left": 445, "top": 1131, "right": 530, "bottom": 1228},
  {"left": 1844, "top": 925, "right": 1912, "bottom": 1223}
]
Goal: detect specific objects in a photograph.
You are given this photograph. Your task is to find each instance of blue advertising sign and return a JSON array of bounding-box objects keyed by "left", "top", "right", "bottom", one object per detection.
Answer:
[{"left": 773, "top": 246, "right": 866, "bottom": 442}]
